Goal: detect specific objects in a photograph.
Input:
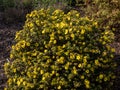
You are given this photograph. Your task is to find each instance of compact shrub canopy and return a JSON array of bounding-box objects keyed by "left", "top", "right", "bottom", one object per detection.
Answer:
[{"left": 4, "top": 9, "right": 116, "bottom": 90}]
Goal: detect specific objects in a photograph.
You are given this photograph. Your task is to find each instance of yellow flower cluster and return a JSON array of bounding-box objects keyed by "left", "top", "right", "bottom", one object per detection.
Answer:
[{"left": 4, "top": 8, "right": 116, "bottom": 90}]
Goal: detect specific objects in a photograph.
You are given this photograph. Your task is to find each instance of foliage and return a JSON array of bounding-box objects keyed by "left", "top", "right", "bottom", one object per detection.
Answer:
[
  {"left": 32, "top": 0, "right": 70, "bottom": 12},
  {"left": 85, "top": 0, "right": 120, "bottom": 34},
  {"left": 0, "top": 0, "right": 15, "bottom": 11},
  {"left": 32, "top": 0, "right": 57, "bottom": 9},
  {"left": 1, "top": 0, "right": 34, "bottom": 25},
  {"left": 67, "top": 0, "right": 90, "bottom": 7},
  {"left": 4, "top": 9, "right": 116, "bottom": 90},
  {"left": 0, "top": 0, "right": 4, "bottom": 11}
]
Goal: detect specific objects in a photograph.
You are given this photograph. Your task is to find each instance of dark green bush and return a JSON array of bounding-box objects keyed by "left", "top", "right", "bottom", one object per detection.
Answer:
[
  {"left": 67, "top": 0, "right": 91, "bottom": 7},
  {"left": 0, "top": 0, "right": 4, "bottom": 11},
  {"left": 4, "top": 9, "right": 116, "bottom": 90}
]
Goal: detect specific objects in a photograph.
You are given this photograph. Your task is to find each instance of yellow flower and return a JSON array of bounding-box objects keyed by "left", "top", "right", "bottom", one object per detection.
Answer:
[
  {"left": 62, "top": 44, "right": 66, "bottom": 48},
  {"left": 99, "top": 74, "right": 104, "bottom": 79},
  {"left": 83, "top": 58, "right": 87, "bottom": 63},
  {"left": 93, "top": 22, "right": 98, "bottom": 26},
  {"left": 27, "top": 83, "right": 34, "bottom": 88},
  {"left": 76, "top": 13, "right": 80, "bottom": 17},
  {"left": 111, "top": 48, "right": 115, "bottom": 52},
  {"left": 15, "top": 32, "right": 20, "bottom": 40},
  {"left": 13, "top": 69, "right": 16, "bottom": 73},
  {"left": 60, "top": 22, "right": 66, "bottom": 28},
  {"left": 42, "top": 30, "right": 45, "bottom": 34},
  {"left": 81, "top": 29, "right": 85, "bottom": 34},
  {"left": 29, "top": 22, "right": 34, "bottom": 28},
  {"left": 102, "top": 51, "right": 107, "bottom": 56},
  {"left": 82, "top": 42, "right": 85, "bottom": 45},
  {"left": 56, "top": 73, "right": 59, "bottom": 76},
  {"left": 104, "top": 77, "right": 108, "bottom": 82},
  {"left": 33, "top": 75, "right": 37, "bottom": 78},
  {"left": 17, "top": 80, "right": 21, "bottom": 86},
  {"left": 85, "top": 69, "right": 89, "bottom": 73},
  {"left": 67, "top": 16, "right": 70, "bottom": 20},
  {"left": 28, "top": 61, "right": 31, "bottom": 65},
  {"left": 73, "top": 66, "right": 77, "bottom": 74},
  {"left": 32, "top": 52, "right": 37, "bottom": 56},
  {"left": 40, "top": 70, "right": 44, "bottom": 74},
  {"left": 10, "top": 54, "right": 13, "bottom": 59},
  {"left": 23, "top": 81, "right": 26, "bottom": 86},
  {"left": 30, "top": 28, "right": 34, "bottom": 32},
  {"left": 102, "top": 41, "right": 106, "bottom": 45},
  {"left": 57, "top": 57, "right": 65, "bottom": 64},
  {"left": 27, "top": 72, "right": 31, "bottom": 78},
  {"left": 76, "top": 55, "right": 81, "bottom": 60},
  {"left": 69, "top": 28, "right": 72, "bottom": 32},
  {"left": 36, "top": 20, "right": 40, "bottom": 26},
  {"left": 52, "top": 71, "right": 55, "bottom": 74},
  {"left": 26, "top": 42, "right": 30, "bottom": 46},
  {"left": 58, "top": 86, "right": 61, "bottom": 89},
  {"left": 70, "top": 33, "right": 74, "bottom": 38},
  {"left": 65, "top": 64, "right": 69, "bottom": 70},
  {"left": 87, "top": 64, "right": 91, "bottom": 68},
  {"left": 12, "top": 46, "right": 15, "bottom": 49},
  {"left": 65, "top": 29, "right": 68, "bottom": 34},
  {"left": 86, "top": 84, "right": 90, "bottom": 89},
  {"left": 70, "top": 22, "right": 72, "bottom": 26},
  {"left": 20, "top": 78, "right": 23, "bottom": 82},
  {"left": 8, "top": 78, "right": 12, "bottom": 85},
  {"left": 13, "top": 78, "right": 16, "bottom": 82},
  {"left": 44, "top": 49, "right": 47, "bottom": 53},
  {"left": 18, "top": 40, "right": 26, "bottom": 48},
  {"left": 70, "top": 53, "right": 75, "bottom": 59},
  {"left": 78, "top": 64, "right": 82, "bottom": 68},
  {"left": 56, "top": 23, "right": 60, "bottom": 28},
  {"left": 95, "top": 60, "right": 100, "bottom": 66},
  {"left": 4, "top": 88, "right": 7, "bottom": 90},
  {"left": 53, "top": 9, "right": 61, "bottom": 14},
  {"left": 84, "top": 79, "right": 90, "bottom": 88},
  {"left": 80, "top": 75, "right": 84, "bottom": 79},
  {"left": 15, "top": 45, "right": 20, "bottom": 51},
  {"left": 53, "top": 40, "right": 57, "bottom": 44},
  {"left": 22, "top": 56, "right": 26, "bottom": 62},
  {"left": 42, "top": 76, "right": 45, "bottom": 80},
  {"left": 110, "top": 54, "right": 114, "bottom": 58}
]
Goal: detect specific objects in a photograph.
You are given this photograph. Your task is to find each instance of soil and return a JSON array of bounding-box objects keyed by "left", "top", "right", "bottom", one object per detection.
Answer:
[
  {"left": 0, "top": 15, "right": 120, "bottom": 90},
  {"left": 0, "top": 23, "right": 23, "bottom": 89}
]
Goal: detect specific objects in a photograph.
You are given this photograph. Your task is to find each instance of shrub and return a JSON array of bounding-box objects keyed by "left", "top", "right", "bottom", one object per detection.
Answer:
[
  {"left": 2, "top": 0, "right": 34, "bottom": 25},
  {"left": 4, "top": 9, "right": 116, "bottom": 90},
  {"left": 0, "top": 0, "right": 4, "bottom": 11},
  {"left": 67, "top": 0, "right": 92, "bottom": 7},
  {"left": 3, "top": 8, "right": 27, "bottom": 24},
  {"left": 32, "top": 0, "right": 70, "bottom": 12},
  {"left": 85, "top": 0, "right": 120, "bottom": 36}
]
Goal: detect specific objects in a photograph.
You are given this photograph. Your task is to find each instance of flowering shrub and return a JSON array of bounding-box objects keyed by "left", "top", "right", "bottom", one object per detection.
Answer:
[{"left": 4, "top": 9, "right": 116, "bottom": 89}]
